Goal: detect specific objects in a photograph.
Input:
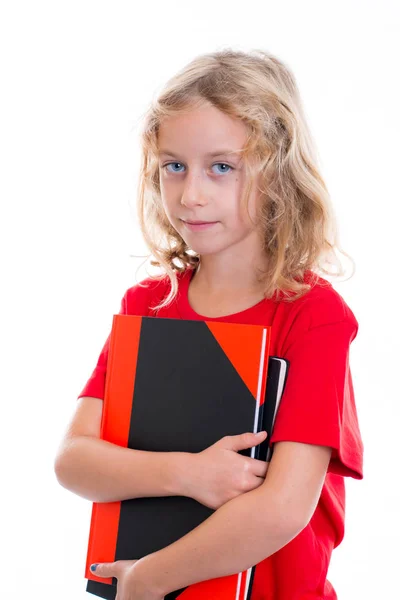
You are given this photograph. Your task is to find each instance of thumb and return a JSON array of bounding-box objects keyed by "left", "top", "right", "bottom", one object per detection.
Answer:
[
  {"left": 226, "top": 431, "right": 267, "bottom": 452},
  {"left": 90, "top": 562, "right": 116, "bottom": 578}
]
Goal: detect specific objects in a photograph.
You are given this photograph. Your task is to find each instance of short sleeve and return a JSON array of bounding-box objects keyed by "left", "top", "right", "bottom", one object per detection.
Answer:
[
  {"left": 76, "top": 276, "right": 169, "bottom": 401},
  {"left": 270, "top": 314, "right": 364, "bottom": 480},
  {"left": 76, "top": 291, "right": 128, "bottom": 401}
]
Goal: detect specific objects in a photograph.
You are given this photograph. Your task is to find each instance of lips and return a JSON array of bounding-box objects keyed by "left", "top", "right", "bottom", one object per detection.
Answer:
[
  {"left": 181, "top": 219, "right": 218, "bottom": 231},
  {"left": 183, "top": 220, "right": 215, "bottom": 225}
]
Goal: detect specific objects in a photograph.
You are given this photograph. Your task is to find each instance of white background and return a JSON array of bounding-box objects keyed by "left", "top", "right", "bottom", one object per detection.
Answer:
[{"left": 1, "top": 1, "right": 398, "bottom": 598}]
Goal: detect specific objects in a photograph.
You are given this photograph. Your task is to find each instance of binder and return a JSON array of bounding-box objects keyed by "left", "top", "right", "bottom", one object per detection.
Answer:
[{"left": 84, "top": 315, "right": 288, "bottom": 599}]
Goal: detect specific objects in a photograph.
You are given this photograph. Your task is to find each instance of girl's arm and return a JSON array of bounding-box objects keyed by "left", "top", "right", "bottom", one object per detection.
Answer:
[
  {"left": 54, "top": 396, "right": 191, "bottom": 502},
  {"left": 133, "top": 441, "right": 332, "bottom": 597},
  {"left": 54, "top": 397, "right": 268, "bottom": 505}
]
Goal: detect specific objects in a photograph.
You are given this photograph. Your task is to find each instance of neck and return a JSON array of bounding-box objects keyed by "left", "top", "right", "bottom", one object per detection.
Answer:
[{"left": 192, "top": 256, "right": 267, "bottom": 296}]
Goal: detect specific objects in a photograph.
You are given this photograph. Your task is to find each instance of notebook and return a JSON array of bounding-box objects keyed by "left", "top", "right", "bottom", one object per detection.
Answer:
[{"left": 84, "top": 315, "right": 288, "bottom": 599}]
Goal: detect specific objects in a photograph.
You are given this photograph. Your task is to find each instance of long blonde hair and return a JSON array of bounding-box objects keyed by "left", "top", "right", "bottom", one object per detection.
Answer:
[{"left": 135, "top": 48, "right": 353, "bottom": 309}]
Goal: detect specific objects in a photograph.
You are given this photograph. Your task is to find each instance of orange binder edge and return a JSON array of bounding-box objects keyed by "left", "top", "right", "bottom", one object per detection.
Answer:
[{"left": 85, "top": 315, "right": 142, "bottom": 585}]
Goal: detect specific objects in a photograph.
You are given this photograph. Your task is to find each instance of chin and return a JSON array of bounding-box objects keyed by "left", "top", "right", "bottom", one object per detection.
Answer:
[{"left": 186, "top": 242, "right": 226, "bottom": 257}]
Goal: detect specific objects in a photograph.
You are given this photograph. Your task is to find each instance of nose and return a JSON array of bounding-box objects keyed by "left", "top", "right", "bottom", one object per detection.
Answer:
[{"left": 180, "top": 171, "right": 208, "bottom": 208}]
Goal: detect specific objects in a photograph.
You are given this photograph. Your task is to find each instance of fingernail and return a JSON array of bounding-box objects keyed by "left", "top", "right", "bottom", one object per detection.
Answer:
[{"left": 90, "top": 564, "right": 98, "bottom": 572}]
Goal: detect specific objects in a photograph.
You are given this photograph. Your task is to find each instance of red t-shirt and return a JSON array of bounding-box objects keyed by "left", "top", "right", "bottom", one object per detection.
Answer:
[{"left": 78, "top": 268, "right": 364, "bottom": 600}]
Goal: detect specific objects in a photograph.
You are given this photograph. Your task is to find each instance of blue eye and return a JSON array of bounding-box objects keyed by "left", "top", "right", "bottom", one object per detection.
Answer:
[
  {"left": 212, "top": 163, "right": 233, "bottom": 174},
  {"left": 164, "top": 162, "right": 185, "bottom": 173}
]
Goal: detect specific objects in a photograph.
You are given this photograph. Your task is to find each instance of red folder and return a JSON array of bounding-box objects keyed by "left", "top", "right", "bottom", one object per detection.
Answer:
[{"left": 85, "top": 315, "right": 272, "bottom": 599}]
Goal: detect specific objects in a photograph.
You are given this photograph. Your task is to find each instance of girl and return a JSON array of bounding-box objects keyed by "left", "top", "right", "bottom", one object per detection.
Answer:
[{"left": 54, "top": 49, "right": 364, "bottom": 600}]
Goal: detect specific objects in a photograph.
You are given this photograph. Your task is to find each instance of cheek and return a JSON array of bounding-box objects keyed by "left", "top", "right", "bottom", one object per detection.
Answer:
[
  {"left": 158, "top": 193, "right": 173, "bottom": 224},
  {"left": 161, "top": 200, "right": 175, "bottom": 223},
  {"left": 159, "top": 178, "right": 167, "bottom": 202},
  {"left": 159, "top": 179, "right": 177, "bottom": 210},
  {"left": 159, "top": 181, "right": 172, "bottom": 207},
  {"left": 159, "top": 172, "right": 171, "bottom": 197},
  {"left": 241, "top": 185, "right": 263, "bottom": 224}
]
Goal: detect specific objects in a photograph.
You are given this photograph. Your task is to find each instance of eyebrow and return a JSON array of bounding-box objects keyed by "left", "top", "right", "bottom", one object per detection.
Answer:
[{"left": 158, "top": 148, "right": 244, "bottom": 158}]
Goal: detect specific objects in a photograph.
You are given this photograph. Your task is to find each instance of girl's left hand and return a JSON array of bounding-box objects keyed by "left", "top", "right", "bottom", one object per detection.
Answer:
[{"left": 90, "top": 559, "right": 165, "bottom": 600}]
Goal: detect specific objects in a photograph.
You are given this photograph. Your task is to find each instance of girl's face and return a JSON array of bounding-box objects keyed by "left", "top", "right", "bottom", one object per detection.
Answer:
[{"left": 157, "top": 103, "right": 264, "bottom": 261}]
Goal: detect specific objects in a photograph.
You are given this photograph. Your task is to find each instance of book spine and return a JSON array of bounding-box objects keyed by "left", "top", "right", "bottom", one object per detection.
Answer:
[{"left": 85, "top": 314, "right": 121, "bottom": 586}]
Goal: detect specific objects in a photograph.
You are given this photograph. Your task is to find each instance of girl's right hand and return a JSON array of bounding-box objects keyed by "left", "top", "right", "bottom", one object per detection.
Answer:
[{"left": 188, "top": 431, "right": 270, "bottom": 510}]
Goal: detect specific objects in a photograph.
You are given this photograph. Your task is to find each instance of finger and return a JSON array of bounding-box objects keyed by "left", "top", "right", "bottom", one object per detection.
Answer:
[
  {"left": 90, "top": 562, "right": 117, "bottom": 578},
  {"left": 225, "top": 431, "right": 267, "bottom": 452},
  {"left": 247, "top": 458, "right": 269, "bottom": 477},
  {"left": 254, "top": 476, "right": 266, "bottom": 487}
]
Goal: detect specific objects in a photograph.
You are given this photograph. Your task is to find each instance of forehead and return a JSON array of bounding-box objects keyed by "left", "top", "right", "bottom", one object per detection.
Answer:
[{"left": 157, "top": 104, "right": 248, "bottom": 158}]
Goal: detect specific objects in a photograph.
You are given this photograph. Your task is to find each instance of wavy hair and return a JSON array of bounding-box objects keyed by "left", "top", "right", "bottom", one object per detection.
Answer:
[{"left": 134, "top": 48, "right": 354, "bottom": 310}]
